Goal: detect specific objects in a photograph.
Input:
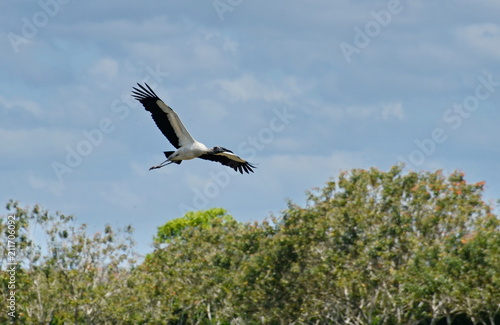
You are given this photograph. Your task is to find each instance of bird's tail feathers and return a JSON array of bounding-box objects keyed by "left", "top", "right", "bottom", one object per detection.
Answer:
[
  {"left": 163, "top": 151, "right": 174, "bottom": 158},
  {"left": 163, "top": 151, "right": 181, "bottom": 165}
]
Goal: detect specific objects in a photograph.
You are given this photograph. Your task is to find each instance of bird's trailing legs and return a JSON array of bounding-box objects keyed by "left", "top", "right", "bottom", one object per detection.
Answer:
[{"left": 149, "top": 159, "right": 175, "bottom": 170}]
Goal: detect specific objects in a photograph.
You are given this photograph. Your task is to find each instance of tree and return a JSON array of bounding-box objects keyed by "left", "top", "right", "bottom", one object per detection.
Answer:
[
  {"left": 140, "top": 208, "right": 270, "bottom": 323},
  {"left": 154, "top": 207, "right": 233, "bottom": 244},
  {"left": 136, "top": 166, "right": 499, "bottom": 324},
  {"left": 2, "top": 165, "right": 499, "bottom": 324},
  {"left": 0, "top": 201, "right": 137, "bottom": 324},
  {"left": 237, "top": 166, "right": 500, "bottom": 324}
]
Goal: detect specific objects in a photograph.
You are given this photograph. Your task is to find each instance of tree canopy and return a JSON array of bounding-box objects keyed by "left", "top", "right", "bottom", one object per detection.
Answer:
[{"left": 1, "top": 165, "right": 499, "bottom": 324}]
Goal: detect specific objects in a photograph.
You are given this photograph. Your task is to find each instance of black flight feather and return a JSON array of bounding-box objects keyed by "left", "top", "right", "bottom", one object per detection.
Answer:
[
  {"left": 198, "top": 153, "right": 256, "bottom": 174},
  {"left": 132, "top": 83, "right": 181, "bottom": 148}
]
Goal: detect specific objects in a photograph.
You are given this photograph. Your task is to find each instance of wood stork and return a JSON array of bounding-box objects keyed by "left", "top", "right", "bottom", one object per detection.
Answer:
[{"left": 132, "top": 83, "right": 256, "bottom": 174}]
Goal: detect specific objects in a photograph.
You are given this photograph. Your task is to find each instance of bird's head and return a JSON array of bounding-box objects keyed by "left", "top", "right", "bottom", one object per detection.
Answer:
[{"left": 211, "top": 146, "right": 233, "bottom": 154}]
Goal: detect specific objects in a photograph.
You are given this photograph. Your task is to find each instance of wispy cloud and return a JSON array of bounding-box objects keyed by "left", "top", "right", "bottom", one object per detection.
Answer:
[
  {"left": 457, "top": 23, "right": 500, "bottom": 60},
  {"left": 88, "top": 57, "right": 120, "bottom": 82},
  {"left": 212, "top": 74, "right": 303, "bottom": 104},
  {"left": 0, "top": 128, "right": 77, "bottom": 159},
  {"left": 0, "top": 95, "right": 42, "bottom": 117},
  {"left": 318, "top": 102, "right": 404, "bottom": 121},
  {"left": 28, "top": 173, "right": 66, "bottom": 197},
  {"left": 381, "top": 102, "right": 404, "bottom": 120}
]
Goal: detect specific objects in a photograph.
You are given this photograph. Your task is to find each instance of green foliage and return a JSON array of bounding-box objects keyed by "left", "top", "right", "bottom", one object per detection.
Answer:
[
  {"left": 1, "top": 166, "right": 499, "bottom": 324},
  {"left": 138, "top": 166, "right": 499, "bottom": 324},
  {"left": 1, "top": 201, "right": 137, "bottom": 324},
  {"left": 154, "top": 207, "right": 232, "bottom": 244}
]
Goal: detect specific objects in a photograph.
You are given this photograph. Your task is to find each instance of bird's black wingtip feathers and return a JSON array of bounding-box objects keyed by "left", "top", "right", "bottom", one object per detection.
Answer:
[
  {"left": 131, "top": 83, "right": 183, "bottom": 148},
  {"left": 236, "top": 162, "right": 257, "bottom": 174},
  {"left": 198, "top": 152, "right": 256, "bottom": 174},
  {"left": 227, "top": 159, "right": 256, "bottom": 174},
  {"left": 131, "top": 83, "right": 160, "bottom": 102}
]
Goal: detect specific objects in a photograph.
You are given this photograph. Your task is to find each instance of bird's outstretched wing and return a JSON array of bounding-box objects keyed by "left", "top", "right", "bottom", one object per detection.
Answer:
[
  {"left": 198, "top": 150, "right": 256, "bottom": 174},
  {"left": 132, "top": 83, "right": 195, "bottom": 149}
]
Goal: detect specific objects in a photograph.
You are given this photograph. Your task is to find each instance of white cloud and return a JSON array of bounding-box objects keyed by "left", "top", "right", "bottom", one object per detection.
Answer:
[
  {"left": 246, "top": 151, "right": 369, "bottom": 200},
  {"left": 203, "top": 30, "right": 238, "bottom": 54},
  {"left": 185, "top": 170, "right": 215, "bottom": 190},
  {"left": 457, "top": 0, "right": 500, "bottom": 9},
  {"left": 0, "top": 95, "right": 42, "bottom": 117},
  {"left": 88, "top": 57, "right": 120, "bottom": 81},
  {"left": 456, "top": 23, "right": 500, "bottom": 60},
  {"left": 346, "top": 105, "right": 377, "bottom": 119},
  {"left": 28, "top": 173, "right": 66, "bottom": 197},
  {"left": 382, "top": 102, "right": 404, "bottom": 120},
  {"left": 212, "top": 74, "right": 301, "bottom": 103},
  {"left": 194, "top": 98, "right": 229, "bottom": 121},
  {"left": 0, "top": 127, "right": 77, "bottom": 158},
  {"left": 130, "top": 161, "right": 149, "bottom": 177},
  {"left": 263, "top": 152, "right": 366, "bottom": 176},
  {"left": 319, "top": 102, "right": 404, "bottom": 121},
  {"left": 98, "top": 182, "right": 144, "bottom": 209}
]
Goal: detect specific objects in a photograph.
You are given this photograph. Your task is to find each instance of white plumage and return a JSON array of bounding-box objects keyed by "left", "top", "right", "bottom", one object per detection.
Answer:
[{"left": 132, "top": 83, "right": 256, "bottom": 174}]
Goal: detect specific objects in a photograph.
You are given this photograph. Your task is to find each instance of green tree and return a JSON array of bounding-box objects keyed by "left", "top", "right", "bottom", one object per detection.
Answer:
[
  {"left": 2, "top": 165, "right": 499, "bottom": 324},
  {"left": 116, "top": 167, "right": 500, "bottom": 324},
  {"left": 1, "top": 201, "right": 138, "bottom": 324},
  {"left": 139, "top": 208, "right": 269, "bottom": 323},
  {"left": 154, "top": 207, "right": 233, "bottom": 244},
  {"left": 237, "top": 166, "right": 499, "bottom": 324}
]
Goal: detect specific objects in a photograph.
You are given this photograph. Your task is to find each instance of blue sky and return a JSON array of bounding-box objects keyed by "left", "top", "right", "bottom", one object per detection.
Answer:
[{"left": 2, "top": 0, "right": 500, "bottom": 255}]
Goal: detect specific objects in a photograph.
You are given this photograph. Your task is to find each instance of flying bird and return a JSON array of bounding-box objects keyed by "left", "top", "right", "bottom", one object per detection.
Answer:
[{"left": 132, "top": 83, "right": 256, "bottom": 174}]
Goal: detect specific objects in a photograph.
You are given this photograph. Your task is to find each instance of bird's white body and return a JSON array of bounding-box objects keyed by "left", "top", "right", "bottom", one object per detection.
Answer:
[{"left": 169, "top": 141, "right": 208, "bottom": 161}]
